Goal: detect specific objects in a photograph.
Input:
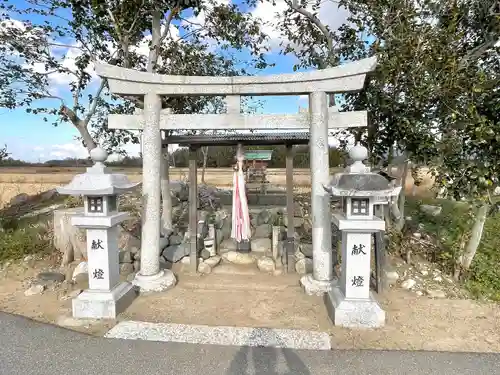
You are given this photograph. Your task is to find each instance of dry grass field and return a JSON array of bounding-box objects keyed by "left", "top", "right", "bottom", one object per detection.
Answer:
[{"left": 0, "top": 166, "right": 436, "bottom": 208}]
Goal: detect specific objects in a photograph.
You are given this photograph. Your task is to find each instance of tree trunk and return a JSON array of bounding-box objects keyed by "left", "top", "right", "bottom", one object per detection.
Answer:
[
  {"left": 201, "top": 146, "right": 208, "bottom": 184},
  {"left": 459, "top": 203, "right": 489, "bottom": 275},
  {"left": 395, "top": 159, "right": 410, "bottom": 231},
  {"left": 61, "top": 105, "right": 97, "bottom": 152},
  {"left": 76, "top": 123, "right": 97, "bottom": 151}
]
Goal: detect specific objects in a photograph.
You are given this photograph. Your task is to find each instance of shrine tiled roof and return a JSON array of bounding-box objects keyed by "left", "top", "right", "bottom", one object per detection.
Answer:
[{"left": 162, "top": 132, "right": 311, "bottom": 146}]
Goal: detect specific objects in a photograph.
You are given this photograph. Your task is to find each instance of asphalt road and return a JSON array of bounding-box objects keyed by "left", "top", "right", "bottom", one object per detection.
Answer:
[{"left": 0, "top": 312, "right": 498, "bottom": 375}]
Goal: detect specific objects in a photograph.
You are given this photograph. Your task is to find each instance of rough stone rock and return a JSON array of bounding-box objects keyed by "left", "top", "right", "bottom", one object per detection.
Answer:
[
  {"left": 119, "top": 231, "right": 141, "bottom": 253},
  {"left": 119, "top": 250, "right": 133, "bottom": 264},
  {"left": 294, "top": 250, "right": 306, "bottom": 260},
  {"left": 271, "top": 269, "right": 282, "bottom": 277},
  {"left": 384, "top": 270, "right": 399, "bottom": 285},
  {"left": 24, "top": 284, "right": 45, "bottom": 296},
  {"left": 215, "top": 229, "right": 224, "bottom": 246},
  {"left": 200, "top": 249, "right": 211, "bottom": 260},
  {"left": 283, "top": 216, "right": 304, "bottom": 228},
  {"left": 159, "top": 236, "right": 170, "bottom": 250},
  {"left": 120, "top": 263, "right": 134, "bottom": 275},
  {"left": 169, "top": 234, "right": 183, "bottom": 246},
  {"left": 420, "top": 204, "right": 442, "bottom": 217},
  {"left": 295, "top": 258, "right": 313, "bottom": 275},
  {"left": 256, "top": 209, "right": 272, "bottom": 226},
  {"left": 254, "top": 224, "right": 272, "bottom": 239},
  {"left": 54, "top": 208, "right": 87, "bottom": 266},
  {"left": 40, "top": 189, "right": 59, "bottom": 201},
  {"left": 60, "top": 289, "right": 82, "bottom": 301},
  {"left": 159, "top": 257, "right": 172, "bottom": 270},
  {"left": 72, "top": 261, "right": 88, "bottom": 281},
  {"left": 220, "top": 218, "right": 232, "bottom": 240},
  {"left": 257, "top": 256, "right": 276, "bottom": 273},
  {"left": 198, "top": 262, "right": 212, "bottom": 274},
  {"left": 426, "top": 289, "right": 446, "bottom": 298},
  {"left": 433, "top": 275, "right": 443, "bottom": 282},
  {"left": 73, "top": 273, "right": 89, "bottom": 288},
  {"left": 133, "top": 260, "right": 141, "bottom": 271},
  {"left": 172, "top": 181, "right": 189, "bottom": 201},
  {"left": 204, "top": 256, "right": 221, "bottom": 268},
  {"left": 162, "top": 243, "right": 190, "bottom": 263},
  {"left": 251, "top": 238, "right": 272, "bottom": 253},
  {"left": 299, "top": 243, "right": 313, "bottom": 258},
  {"left": 9, "top": 193, "right": 30, "bottom": 206},
  {"left": 401, "top": 278, "right": 417, "bottom": 290},
  {"left": 222, "top": 251, "right": 256, "bottom": 265},
  {"left": 215, "top": 210, "right": 229, "bottom": 229},
  {"left": 172, "top": 205, "right": 189, "bottom": 225},
  {"left": 220, "top": 239, "right": 237, "bottom": 253},
  {"left": 37, "top": 271, "right": 65, "bottom": 283}
]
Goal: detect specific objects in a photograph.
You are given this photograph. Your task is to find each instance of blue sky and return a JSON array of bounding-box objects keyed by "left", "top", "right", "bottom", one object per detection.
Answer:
[{"left": 1, "top": 0, "right": 346, "bottom": 162}]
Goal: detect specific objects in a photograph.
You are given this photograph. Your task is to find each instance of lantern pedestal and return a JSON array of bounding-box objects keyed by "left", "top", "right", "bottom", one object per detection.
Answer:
[
  {"left": 73, "top": 282, "right": 137, "bottom": 320},
  {"left": 324, "top": 213, "right": 386, "bottom": 328},
  {"left": 324, "top": 288, "right": 385, "bottom": 329},
  {"left": 71, "top": 213, "right": 137, "bottom": 319}
]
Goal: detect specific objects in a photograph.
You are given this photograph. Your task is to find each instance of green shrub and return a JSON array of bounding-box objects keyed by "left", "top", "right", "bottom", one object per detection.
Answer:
[
  {"left": 466, "top": 210, "right": 500, "bottom": 301},
  {"left": 0, "top": 222, "right": 53, "bottom": 263},
  {"left": 405, "top": 197, "right": 500, "bottom": 301},
  {"left": 64, "top": 195, "right": 83, "bottom": 208}
]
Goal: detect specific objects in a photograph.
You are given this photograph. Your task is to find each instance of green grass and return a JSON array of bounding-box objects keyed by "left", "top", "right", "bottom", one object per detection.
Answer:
[
  {"left": 404, "top": 197, "right": 500, "bottom": 301},
  {"left": 0, "top": 224, "right": 53, "bottom": 263}
]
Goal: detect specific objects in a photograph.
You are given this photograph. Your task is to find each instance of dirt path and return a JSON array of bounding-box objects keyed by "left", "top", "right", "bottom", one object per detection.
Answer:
[{"left": 0, "top": 258, "right": 498, "bottom": 352}]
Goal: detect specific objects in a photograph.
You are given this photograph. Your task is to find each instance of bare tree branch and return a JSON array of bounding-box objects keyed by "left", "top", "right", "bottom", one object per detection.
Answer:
[
  {"left": 84, "top": 79, "right": 106, "bottom": 124},
  {"left": 290, "top": 0, "right": 334, "bottom": 67}
]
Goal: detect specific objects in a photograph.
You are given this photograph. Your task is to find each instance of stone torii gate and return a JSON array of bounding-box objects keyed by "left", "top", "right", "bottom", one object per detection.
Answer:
[{"left": 95, "top": 57, "right": 376, "bottom": 294}]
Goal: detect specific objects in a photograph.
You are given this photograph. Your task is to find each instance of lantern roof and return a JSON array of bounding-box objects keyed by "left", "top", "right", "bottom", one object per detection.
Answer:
[
  {"left": 56, "top": 148, "right": 139, "bottom": 196},
  {"left": 326, "top": 144, "right": 402, "bottom": 198}
]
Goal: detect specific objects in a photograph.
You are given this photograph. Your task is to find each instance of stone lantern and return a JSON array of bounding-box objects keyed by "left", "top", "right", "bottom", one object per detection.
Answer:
[
  {"left": 56, "top": 147, "right": 139, "bottom": 319},
  {"left": 324, "top": 144, "right": 401, "bottom": 328}
]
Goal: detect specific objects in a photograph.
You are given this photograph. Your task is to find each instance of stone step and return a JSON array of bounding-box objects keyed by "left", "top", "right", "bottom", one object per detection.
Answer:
[
  {"left": 178, "top": 271, "right": 301, "bottom": 292},
  {"left": 105, "top": 321, "right": 331, "bottom": 350}
]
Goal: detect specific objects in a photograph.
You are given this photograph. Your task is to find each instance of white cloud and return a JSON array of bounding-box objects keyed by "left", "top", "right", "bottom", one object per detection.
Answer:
[
  {"left": 32, "top": 141, "right": 142, "bottom": 162},
  {"left": 251, "top": 0, "right": 350, "bottom": 53},
  {"left": 4, "top": 16, "right": 180, "bottom": 91}
]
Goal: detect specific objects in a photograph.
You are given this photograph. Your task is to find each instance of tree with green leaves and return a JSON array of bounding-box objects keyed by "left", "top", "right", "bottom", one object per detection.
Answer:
[
  {"left": 0, "top": 0, "right": 270, "bottom": 154},
  {"left": 0, "top": 145, "right": 9, "bottom": 161},
  {"left": 276, "top": 0, "right": 499, "bottom": 278}
]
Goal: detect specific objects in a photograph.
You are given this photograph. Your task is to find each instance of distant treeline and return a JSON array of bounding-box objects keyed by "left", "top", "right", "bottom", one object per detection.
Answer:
[{"left": 0, "top": 145, "right": 346, "bottom": 168}]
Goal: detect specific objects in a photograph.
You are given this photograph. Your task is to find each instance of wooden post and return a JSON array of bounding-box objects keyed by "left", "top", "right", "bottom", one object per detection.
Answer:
[
  {"left": 188, "top": 146, "right": 199, "bottom": 273},
  {"left": 285, "top": 144, "right": 295, "bottom": 273}
]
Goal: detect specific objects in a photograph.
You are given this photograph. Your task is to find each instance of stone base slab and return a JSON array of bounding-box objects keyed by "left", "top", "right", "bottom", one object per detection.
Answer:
[
  {"left": 300, "top": 274, "right": 337, "bottom": 296},
  {"left": 324, "top": 287, "right": 385, "bottom": 328},
  {"left": 72, "top": 282, "right": 137, "bottom": 319},
  {"left": 132, "top": 269, "right": 177, "bottom": 292},
  {"left": 105, "top": 321, "right": 331, "bottom": 350}
]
